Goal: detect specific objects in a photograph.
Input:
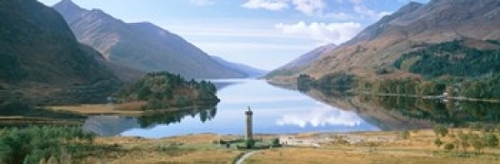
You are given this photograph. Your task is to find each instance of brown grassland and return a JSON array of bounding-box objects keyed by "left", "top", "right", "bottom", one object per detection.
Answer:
[
  {"left": 247, "top": 130, "right": 500, "bottom": 164},
  {"left": 77, "top": 134, "right": 242, "bottom": 164},
  {"left": 70, "top": 129, "right": 500, "bottom": 163},
  {"left": 46, "top": 102, "right": 195, "bottom": 116}
]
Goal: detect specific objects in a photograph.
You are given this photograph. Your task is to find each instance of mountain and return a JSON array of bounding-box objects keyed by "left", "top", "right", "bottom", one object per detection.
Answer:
[
  {"left": 0, "top": 0, "right": 124, "bottom": 104},
  {"left": 270, "top": 0, "right": 500, "bottom": 81},
  {"left": 266, "top": 43, "right": 336, "bottom": 78},
  {"left": 53, "top": 0, "right": 246, "bottom": 78},
  {"left": 211, "top": 56, "right": 267, "bottom": 78}
]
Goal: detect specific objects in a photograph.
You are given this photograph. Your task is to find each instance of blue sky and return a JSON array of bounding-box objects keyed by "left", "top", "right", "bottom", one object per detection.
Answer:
[{"left": 38, "top": 0, "right": 429, "bottom": 70}]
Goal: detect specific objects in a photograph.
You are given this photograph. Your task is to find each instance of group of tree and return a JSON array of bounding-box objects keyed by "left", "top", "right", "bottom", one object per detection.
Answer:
[
  {"left": 114, "top": 71, "right": 219, "bottom": 110},
  {"left": 0, "top": 126, "right": 94, "bottom": 164},
  {"left": 433, "top": 124, "right": 499, "bottom": 153},
  {"left": 297, "top": 73, "right": 355, "bottom": 95},
  {"left": 357, "top": 78, "right": 447, "bottom": 96},
  {"left": 394, "top": 40, "right": 500, "bottom": 78}
]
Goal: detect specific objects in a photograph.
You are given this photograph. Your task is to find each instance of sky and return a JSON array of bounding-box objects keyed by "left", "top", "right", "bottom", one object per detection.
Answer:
[{"left": 38, "top": 0, "right": 430, "bottom": 70}]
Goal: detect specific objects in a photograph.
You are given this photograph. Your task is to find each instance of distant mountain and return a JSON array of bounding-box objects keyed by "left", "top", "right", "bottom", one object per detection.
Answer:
[
  {"left": 53, "top": 0, "right": 246, "bottom": 78},
  {"left": 0, "top": 0, "right": 123, "bottom": 104},
  {"left": 270, "top": 0, "right": 500, "bottom": 81},
  {"left": 211, "top": 56, "right": 267, "bottom": 78},
  {"left": 266, "top": 43, "right": 336, "bottom": 78}
]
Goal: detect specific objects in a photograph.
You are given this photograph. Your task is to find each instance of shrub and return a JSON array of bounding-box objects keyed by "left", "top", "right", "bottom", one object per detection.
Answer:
[
  {"left": 434, "top": 125, "right": 449, "bottom": 137},
  {"left": 402, "top": 130, "right": 411, "bottom": 140},
  {"left": 434, "top": 138, "right": 443, "bottom": 148},
  {"left": 245, "top": 139, "right": 255, "bottom": 149},
  {"left": 484, "top": 133, "right": 499, "bottom": 148},
  {"left": 0, "top": 126, "right": 93, "bottom": 164},
  {"left": 444, "top": 143, "right": 455, "bottom": 151},
  {"left": 272, "top": 138, "right": 281, "bottom": 147}
]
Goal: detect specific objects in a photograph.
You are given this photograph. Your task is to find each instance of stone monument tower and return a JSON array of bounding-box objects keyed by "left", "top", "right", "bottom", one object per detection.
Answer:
[{"left": 245, "top": 107, "right": 253, "bottom": 140}]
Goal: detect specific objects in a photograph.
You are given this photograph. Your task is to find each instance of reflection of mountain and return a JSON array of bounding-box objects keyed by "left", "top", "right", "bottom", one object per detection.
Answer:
[
  {"left": 358, "top": 96, "right": 500, "bottom": 126},
  {"left": 138, "top": 107, "right": 217, "bottom": 127},
  {"left": 81, "top": 106, "right": 217, "bottom": 136},
  {"left": 213, "top": 82, "right": 239, "bottom": 91},
  {"left": 82, "top": 116, "right": 139, "bottom": 136},
  {"left": 304, "top": 90, "right": 434, "bottom": 130},
  {"left": 276, "top": 104, "right": 362, "bottom": 128}
]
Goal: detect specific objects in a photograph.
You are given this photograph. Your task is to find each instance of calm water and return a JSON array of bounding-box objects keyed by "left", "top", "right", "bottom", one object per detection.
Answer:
[{"left": 83, "top": 79, "right": 380, "bottom": 138}]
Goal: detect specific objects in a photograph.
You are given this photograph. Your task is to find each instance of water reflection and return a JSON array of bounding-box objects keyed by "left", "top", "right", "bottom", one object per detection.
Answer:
[
  {"left": 359, "top": 95, "right": 500, "bottom": 126},
  {"left": 118, "top": 79, "right": 379, "bottom": 138},
  {"left": 276, "top": 102, "right": 362, "bottom": 127},
  {"left": 137, "top": 106, "right": 217, "bottom": 127},
  {"left": 83, "top": 106, "right": 217, "bottom": 136},
  {"left": 297, "top": 89, "right": 435, "bottom": 130},
  {"left": 83, "top": 116, "right": 139, "bottom": 136}
]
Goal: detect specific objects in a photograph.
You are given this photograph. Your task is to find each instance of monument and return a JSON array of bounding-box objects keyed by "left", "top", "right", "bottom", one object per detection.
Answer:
[{"left": 245, "top": 107, "right": 253, "bottom": 140}]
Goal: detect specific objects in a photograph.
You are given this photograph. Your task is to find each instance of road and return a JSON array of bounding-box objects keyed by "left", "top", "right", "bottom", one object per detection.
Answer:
[{"left": 235, "top": 151, "right": 259, "bottom": 164}]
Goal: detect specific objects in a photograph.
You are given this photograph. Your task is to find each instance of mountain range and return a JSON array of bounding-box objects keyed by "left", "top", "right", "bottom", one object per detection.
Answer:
[
  {"left": 0, "top": 0, "right": 123, "bottom": 104},
  {"left": 266, "top": 43, "right": 336, "bottom": 78},
  {"left": 268, "top": 0, "right": 500, "bottom": 82},
  {"left": 211, "top": 56, "right": 267, "bottom": 78},
  {"left": 53, "top": 0, "right": 249, "bottom": 78}
]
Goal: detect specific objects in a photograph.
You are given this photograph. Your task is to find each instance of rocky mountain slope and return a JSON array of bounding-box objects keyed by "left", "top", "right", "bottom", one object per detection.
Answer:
[
  {"left": 269, "top": 0, "right": 500, "bottom": 81},
  {"left": 53, "top": 0, "right": 246, "bottom": 78},
  {"left": 0, "top": 0, "right": 124, "bottom": 104},
  {"left": 266, "top": 43, "right": 336, "bottom": 78}
]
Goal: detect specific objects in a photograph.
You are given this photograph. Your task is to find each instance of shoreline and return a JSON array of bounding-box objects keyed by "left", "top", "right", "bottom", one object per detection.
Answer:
[{"left": 45, "top": 102, "right": 216, "bottom": 116}]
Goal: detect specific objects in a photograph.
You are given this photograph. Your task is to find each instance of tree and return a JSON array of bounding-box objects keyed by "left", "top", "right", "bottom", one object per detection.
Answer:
[
  {"left": 245, "top": 139, "right": 255, "bottom": 149},
  {"left": 434, "top": 138, "right": 443, "bottom": 148},
  {"left": 470, "top": 138, "right": 485, "bottom": 153},
  {"left": 484, "top": 133, "right": 499, "bottom": 148},
  {"left": 402, "top": 130, "right": 410, "bottom": 140},
  {"left": 272, "top": 138, "right": 281, "bottom": 147},
  {"left": 444, "top": 143, "right": 455, "bottom": 151},
  {"left": 457, "top": 132, "right": 470, "bottom": 152},
  {"left": 434, "top": 125, "right": 449, "bottom": 137}
]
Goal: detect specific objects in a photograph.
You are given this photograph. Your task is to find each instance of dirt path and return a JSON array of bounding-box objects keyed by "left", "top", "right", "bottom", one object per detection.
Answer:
[{"left": 235, "top": 151, "right": 258, "bottom": 164}]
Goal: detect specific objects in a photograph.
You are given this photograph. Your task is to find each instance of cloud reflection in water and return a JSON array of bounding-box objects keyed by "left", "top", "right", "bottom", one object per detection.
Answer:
[{"left": 276, "top": 103, "right": 362, "bottom": 128}]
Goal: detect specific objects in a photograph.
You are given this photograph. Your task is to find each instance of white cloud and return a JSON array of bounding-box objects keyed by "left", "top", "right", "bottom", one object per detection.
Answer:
[
  {"left": 275, "top": 21, "right": 362, "bottom": 44},
  {"left": 189, "top": 0, "right": 215, "bottom": 6},
  {"left": 345, "top": 0, "right": 390, "bottom": 20},
  {"left": 323, "top": 12, "right": 353, "bottom": 20},
  {"left": 291, "top": 0, "right": 326, "bottom": 15},
  {"left": 242, "top": 0, "right": 289, "bottom": 11},
  {"left": 348, "top": 0, "right": 362, "bottom": 5}
]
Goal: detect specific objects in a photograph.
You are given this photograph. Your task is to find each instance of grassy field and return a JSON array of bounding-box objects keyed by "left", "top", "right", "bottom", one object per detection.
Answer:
[
  {"left": 0, "top": 116, "right": 82, "bottom": 125},
  {"left": 63, "top": 129, "right": 500, "bottom": 163},
  {"left": 75, "top": 134, "right": 244, "bottom": 164},
  {"left": 47, "top": 102, "right": 146, "bottom": 116},
  {"left": 46, "top": 101, "right": 206, "bottom": 117},
  {"left": 246, "top": 129, "right": 500, "bottom": 164}
]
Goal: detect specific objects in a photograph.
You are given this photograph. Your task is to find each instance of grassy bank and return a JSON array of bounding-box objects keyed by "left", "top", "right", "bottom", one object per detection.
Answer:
[{"left": 46, "top": 102, "right": 211, "bottom": 116}]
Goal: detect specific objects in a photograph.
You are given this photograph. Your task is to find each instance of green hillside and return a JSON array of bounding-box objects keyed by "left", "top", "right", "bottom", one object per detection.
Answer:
[{"left": 114, "top": 72, "right": 219, "bottom": 110}]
